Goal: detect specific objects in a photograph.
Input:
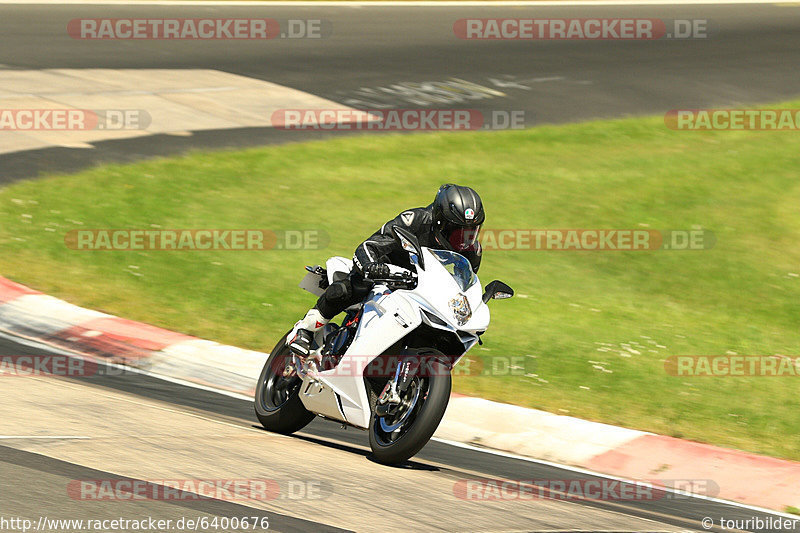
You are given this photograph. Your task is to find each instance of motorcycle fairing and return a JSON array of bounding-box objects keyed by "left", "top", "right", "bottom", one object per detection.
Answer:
[{"left": 298, "top": 248, "right": 489, "bottom": 429}]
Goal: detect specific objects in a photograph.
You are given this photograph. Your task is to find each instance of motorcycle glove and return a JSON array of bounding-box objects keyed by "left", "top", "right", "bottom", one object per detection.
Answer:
[{"left": 363, "top": 262, "right": 390, "bottom": 279}]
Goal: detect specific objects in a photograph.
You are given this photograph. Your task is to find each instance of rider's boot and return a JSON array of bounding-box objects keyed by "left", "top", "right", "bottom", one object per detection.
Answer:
[{"left": 286, "top": 308, "right": 329, "bottom": 356}]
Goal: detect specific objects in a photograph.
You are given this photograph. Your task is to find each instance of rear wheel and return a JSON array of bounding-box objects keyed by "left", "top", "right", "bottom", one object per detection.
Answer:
[
  {"left": 254, "top": 333, "right": 315, "bottom": 434},
  {"left": 368, "top": 350, "right": 451, "bottom": 464}
]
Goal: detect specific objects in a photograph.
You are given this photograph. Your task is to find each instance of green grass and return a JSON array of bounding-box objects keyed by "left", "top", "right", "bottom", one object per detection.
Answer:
[{"left": 1, "top": 102, "right": 800, "bottom": 460}]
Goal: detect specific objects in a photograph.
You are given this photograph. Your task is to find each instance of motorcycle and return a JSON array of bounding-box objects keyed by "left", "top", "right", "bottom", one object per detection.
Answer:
[{"left": 254, "top": 226, "right": 513, "bottom": 464}]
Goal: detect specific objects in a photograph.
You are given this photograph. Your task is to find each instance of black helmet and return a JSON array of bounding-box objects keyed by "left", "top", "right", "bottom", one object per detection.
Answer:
[{"left": 431, "top": 184, "right": 485, "bottom": 252}]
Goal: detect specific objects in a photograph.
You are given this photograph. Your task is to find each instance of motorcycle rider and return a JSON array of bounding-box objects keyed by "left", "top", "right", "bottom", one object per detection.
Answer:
[{"left": 286, "top": 184, "right": 485, "bottom": 356}]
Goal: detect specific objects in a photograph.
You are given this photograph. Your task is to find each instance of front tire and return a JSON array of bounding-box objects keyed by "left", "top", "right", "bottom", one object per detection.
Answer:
[
  {"left": 254, "top": 333, "right": 315, "bottom": 434},
  {"left": 368, "top": 351, "right": 451, "bottom": 464}
]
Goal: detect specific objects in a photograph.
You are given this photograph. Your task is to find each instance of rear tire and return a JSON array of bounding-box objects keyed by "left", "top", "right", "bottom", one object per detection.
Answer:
[
  {"left": 254, "top": 333, "right": 315, "bottom": 434},
  {"left": 368, "top": 351, "right": 451, "bottom": 464}
]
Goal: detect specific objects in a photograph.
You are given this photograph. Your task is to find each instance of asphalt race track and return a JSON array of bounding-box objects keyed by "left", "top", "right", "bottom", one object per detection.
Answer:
[
  {"left": 0, "top": 2, "right": 799, "bottom": 180},
  {"left": 1, "top": 2, "right": 799, "bottom": 531},
  {"left": 0, "top": 331, "right": 792, "bottom": 532}
]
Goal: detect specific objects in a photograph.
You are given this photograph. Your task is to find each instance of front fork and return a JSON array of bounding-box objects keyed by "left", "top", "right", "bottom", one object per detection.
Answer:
[{"left": 376, "top": 355, "right": 421, "bottom": 416}]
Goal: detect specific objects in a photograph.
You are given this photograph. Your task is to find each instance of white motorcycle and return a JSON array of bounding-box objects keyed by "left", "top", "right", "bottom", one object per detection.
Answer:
[{"left": 255, "top": 227, "right": 513, "bottom": 464}]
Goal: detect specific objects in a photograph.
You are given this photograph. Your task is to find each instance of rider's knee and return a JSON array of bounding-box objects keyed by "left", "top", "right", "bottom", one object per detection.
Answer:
[{"left": 326, "top": 280, "right": 350, "bottom": 301}]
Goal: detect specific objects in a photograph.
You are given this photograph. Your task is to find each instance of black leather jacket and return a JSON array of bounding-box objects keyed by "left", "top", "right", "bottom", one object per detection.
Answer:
[{"left": 353, "top": 204, "right": 482, "bottom": 274}]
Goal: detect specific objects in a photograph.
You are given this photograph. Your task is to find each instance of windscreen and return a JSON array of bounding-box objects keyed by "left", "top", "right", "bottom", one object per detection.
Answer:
[{"left": 430, "top": 250, "right": 477, "bottom": 292}]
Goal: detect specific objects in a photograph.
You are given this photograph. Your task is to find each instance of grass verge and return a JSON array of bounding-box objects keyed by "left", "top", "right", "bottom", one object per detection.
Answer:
[{"left": 1, "top": 102, "right": 799, "bottom": 459}]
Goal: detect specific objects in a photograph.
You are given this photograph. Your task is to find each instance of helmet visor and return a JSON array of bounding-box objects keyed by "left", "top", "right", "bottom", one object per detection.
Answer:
[{"left": 445, "top": 224, "right": 482, "bottom": 252}]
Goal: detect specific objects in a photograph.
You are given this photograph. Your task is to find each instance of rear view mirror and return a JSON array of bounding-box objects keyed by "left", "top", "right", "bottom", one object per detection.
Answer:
[
  {"left": 482, "top": 280, "right": 514, "bottom": 304},
  {"left": 392, "top": 226, "right": 425, "bottom": 269}
]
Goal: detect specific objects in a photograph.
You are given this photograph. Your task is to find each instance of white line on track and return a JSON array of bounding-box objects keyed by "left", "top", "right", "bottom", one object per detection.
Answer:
[
  {"left": 104, "top": 360, "right": 257, "bottom": 402},
  {"left": 0, "top": 328, "right": 254, "bottom": 402},
  {"left": 0, "top": 0, "right": 786, "bottom": 6},
  {"left": 0, "top": 329, "right": 796, "bottom": 520}
]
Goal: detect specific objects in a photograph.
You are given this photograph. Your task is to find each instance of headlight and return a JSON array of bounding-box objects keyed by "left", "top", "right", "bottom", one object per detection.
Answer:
[{"left": 449, "top": 294, "right": 472, "bottom": 326}]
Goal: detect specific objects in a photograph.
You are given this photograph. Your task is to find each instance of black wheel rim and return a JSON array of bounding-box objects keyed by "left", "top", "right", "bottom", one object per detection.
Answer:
[
  {"left": 259, "top": 350, "right": 302, "bottom": 412},
  {"left": 373, "top": 377, "right": 429, "bottom": 446}
]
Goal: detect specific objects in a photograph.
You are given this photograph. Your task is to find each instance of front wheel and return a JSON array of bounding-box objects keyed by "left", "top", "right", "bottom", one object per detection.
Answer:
[
  {"left": 254, "top": 333, "right": 315, "bottom": 434},
  {"left": 368, "top": 351, "right": 451, "bottom": 464}
]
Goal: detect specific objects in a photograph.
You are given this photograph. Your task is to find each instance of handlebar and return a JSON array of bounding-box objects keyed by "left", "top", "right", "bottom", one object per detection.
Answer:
[{"left": 367, "top": 269, "right": 417, "bottom": 289}]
